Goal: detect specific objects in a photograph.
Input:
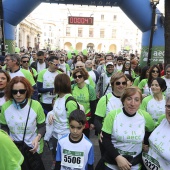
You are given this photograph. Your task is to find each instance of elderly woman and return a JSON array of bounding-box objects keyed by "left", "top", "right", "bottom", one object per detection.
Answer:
[
  {"left": 72, "top": 67, "right": 97, "bottom": 138},
  {"left": 102, "top": 87, "right": 155, "bottom": 170},
  {"left": 0, "top": 76, "right": 45, "bottom": 169},
  {"left": 142, "top": 93, "right": 170, "bottom": 169},
  {"left": 140, "top": 77, "right": 167, "bottom": 123}
]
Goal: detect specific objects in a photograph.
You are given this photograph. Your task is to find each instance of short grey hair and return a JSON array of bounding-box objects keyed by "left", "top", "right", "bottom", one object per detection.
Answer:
[{"left": 6, "top": 54, "right": 20, "bottom": 66}]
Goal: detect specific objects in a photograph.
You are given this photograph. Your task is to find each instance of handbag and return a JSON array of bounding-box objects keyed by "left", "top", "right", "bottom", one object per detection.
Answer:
[{"left": 14, "top": 100, "right": 45, "bottom": 170}]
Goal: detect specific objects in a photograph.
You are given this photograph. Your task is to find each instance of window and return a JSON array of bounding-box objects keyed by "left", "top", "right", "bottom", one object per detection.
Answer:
[
  {"left": 49, "top": 26, "right": 51, "bottom": 31},
  {"left": 112, "top": 29, "right": 116, "bottom": 38},
  {"left": 113, "top": 15, "right": 117, "bottom": 21},
  {"left": 78, "top": 28, "right": 83, "bottom": 37},
  {"left": 66, "top": 27, "right": 70, "bottom": 36},
  {"left": 100, "top": 29, "right": 105, "bottom": 38},
  {"left": 101, "top": 15, "right": 104, "bottom": 20},
  {"left": 89, "top": 28, "right": 93, "bottom": 37}
]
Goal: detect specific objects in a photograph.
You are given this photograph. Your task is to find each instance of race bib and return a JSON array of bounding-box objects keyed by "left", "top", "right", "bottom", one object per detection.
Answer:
[
  {"left": 142, "top": 152, "right": 160, "bottom": 170},
  {"left": 61, "top": 149, "right": 84, "bottom": 169}
]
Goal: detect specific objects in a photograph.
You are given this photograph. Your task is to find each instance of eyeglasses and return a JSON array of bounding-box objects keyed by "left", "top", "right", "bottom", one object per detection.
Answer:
[
  {"left": 11, "top": 89, "right": 27, "bottom": 95},
  {"left": 50, "top": 62, "right": 60, "bottom": 67},
  {"left": 165, "top": 105, "right": 170, "bottom": 110},
  {"left": 125, "top": 63, "right": 130, "bottom": 65},
  {"left": 76, "top": 66, "right": 83, "bottom": 68},
  {"left": 115, "top": 81, "right": 127, "bottom": 86},
  {"left": 152, "top": 70, "right": 159, "bottom": 73},
  {"left": 166, "top": 71, "right": 170, "bottom": 73},
  {"left": 22, "top": 61, "right": 29, "bottom": 63},
  {"left": 74, "top": 75, "right": 83, "bottom": 79},
  {"left": 60, "top": 60, "right": 64, "bottom": 62}
]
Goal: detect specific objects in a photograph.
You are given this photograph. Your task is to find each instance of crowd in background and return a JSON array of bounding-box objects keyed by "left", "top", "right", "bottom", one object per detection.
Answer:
[{"left": 0, "top": 47, "right": 170, "bottom": 170}]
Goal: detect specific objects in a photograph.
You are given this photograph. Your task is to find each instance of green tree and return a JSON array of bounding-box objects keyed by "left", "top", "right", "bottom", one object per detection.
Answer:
[{"left": 164, "top": 0, "right": 170, "bottom": 67}]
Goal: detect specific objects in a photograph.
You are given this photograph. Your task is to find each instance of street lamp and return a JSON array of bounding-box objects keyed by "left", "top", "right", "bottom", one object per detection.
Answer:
[{"left": 147, "top": 0, "right": 159, "bottom": 66}]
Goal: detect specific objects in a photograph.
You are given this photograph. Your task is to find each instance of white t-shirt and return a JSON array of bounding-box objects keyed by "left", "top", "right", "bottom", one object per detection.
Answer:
[
  {"left": 145, "top": 117, "right": 170, "bottom": 170},
  {"left": 56, "top": 134, "right": 94, "bottom": 170},
  {"left": 0, "top": 100, "right": 45, "bottom": 153},
  {"left": 37, "top": 62, "right": 46, "bottom": 73}
]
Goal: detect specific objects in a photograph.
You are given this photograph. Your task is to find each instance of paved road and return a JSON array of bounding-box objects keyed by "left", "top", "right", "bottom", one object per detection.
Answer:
[{"left": 42, "top": 130, "right": 101, "bottom": 170}]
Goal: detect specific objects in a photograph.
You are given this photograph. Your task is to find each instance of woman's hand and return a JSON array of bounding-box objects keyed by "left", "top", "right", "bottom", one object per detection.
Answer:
[
  {"left": 30, "top": 135, "right": 41, "bottom": 154},
  {"left": 90, "top": 123, "right": 95, "bottom": 130},
  {"left": 115, "top": 155, "right": 132, "bottom": 170},
  {"left": 48, "top": 114, "right": 54, "bottom": 125},
  {"left": 99, "top": 131, "right": 103, "bottom": 143}
]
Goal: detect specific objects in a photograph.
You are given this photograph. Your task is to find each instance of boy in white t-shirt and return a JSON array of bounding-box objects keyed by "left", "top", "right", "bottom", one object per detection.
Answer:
[{"left": 55, "top": 109, "right": 94, "bottom": 170}]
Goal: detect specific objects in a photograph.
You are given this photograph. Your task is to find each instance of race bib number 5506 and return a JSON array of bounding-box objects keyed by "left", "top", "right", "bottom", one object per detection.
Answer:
[
  {"left": 142, "top": 152, "right": 160, "bottom": 170},
  {"left": 61, "top": 149, "right": 84, "bottom": 169}
]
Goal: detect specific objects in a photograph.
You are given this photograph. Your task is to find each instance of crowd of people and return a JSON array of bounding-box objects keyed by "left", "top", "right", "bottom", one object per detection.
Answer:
[{"left": 0, "top": 49, "right": 169, "bottom": 170}]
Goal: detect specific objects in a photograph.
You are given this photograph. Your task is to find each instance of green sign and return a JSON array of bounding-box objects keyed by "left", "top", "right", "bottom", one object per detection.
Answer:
[{"left": 139, "top": 46, "right": 164, "bottom": 67}]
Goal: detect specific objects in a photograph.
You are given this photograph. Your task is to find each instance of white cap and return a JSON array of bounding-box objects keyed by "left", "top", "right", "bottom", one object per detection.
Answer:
[{"left": 106, "top": 62, "right": 114, "bottom": 67}]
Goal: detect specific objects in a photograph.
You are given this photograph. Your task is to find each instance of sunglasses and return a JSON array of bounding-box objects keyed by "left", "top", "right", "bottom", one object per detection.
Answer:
[
  {"left": 50, "top": 62, "right": 60, "bottom": 67},
  {"left": 37, "top": 59, "right": 43, "bottom": 61},
  {"left": 115, "top": 81, "right": 127, "bottom": 86},
  {"left": 22, "top": 61, "right": 29, "bottom": 63},
  {"left": 74, "top": 75, "right": 83, "bottom": 79},
  {"left": 60, "top": 60, "right": 64, "bottom": 62},
  {"left": 152, "top": 70, "right": 159, "bottom": 73},
  {"left": 165, "top": 105, "right": 170, "bottom": 110},
  {"left": 12, "top": 89, "right": 27, "bottom": 95}
]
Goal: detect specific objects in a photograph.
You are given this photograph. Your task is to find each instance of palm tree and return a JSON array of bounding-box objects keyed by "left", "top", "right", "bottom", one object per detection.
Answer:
[{"left": 164, "top": 0, "right": 170, "bottom": 68}]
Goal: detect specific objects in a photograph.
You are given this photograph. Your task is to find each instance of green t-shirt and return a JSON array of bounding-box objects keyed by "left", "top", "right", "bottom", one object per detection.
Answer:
[
  {"left": 0, "top": 130, "right": 24, "bottom": 170},
  {"left": 72, "top": 84, "right": 96, "bottom": 115}
]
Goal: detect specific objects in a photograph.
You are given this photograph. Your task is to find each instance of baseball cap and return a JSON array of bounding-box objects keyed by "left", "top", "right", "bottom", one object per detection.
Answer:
[{"left": 106, "top": 62, "right": 114, "bottom": 67}]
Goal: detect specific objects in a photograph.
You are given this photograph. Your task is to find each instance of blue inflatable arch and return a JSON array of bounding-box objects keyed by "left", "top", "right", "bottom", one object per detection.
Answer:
[{"left": 2, "top": 0, "right": 164, "bottom": 66}]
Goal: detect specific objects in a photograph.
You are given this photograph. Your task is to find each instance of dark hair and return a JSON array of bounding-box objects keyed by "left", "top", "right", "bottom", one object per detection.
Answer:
[
  {"left": 150, "top": 77, "right": 167, "bottom": 92},
  {"left": 72, "top": 67, "right": 89, "bottom": 80},
  {"left": 148, "top": 65, "right": 161, "bottom": 87},
  {"left": 69, "top": 109, "right": 86, "bottom": 125},
  {"left": 117, "top": 56, "right": 123, "bottom": 61},
  {"left": 105, "top": 54, "right": 113, "bottom": 60},
  {"left": 54, "top": 73, "right": 71, "bottom": 94},
  {"left": 5, "top": 76, "right": 33, "bottom": 100},
  {"left": 37, "top": 51, "right": 44, "bottom": 57},
  {"left": 73, "top": 55, "right": 83, "bottom": 64},
  {"left": 122, "top": 60, "right": 132, "bottom": 75},
  {"left": 48, "top": 56, "right": 58, "bottom": 62},
  {"left": 125, "top": 74, "right": 134, "bottom": 83},
  {"left": 134, "top": 66, "right": 141, "bottom": 76},
  {"left": 139, "top": 66, "right": 150, "bottom": 82},
  {"left": 157, "top": 63, "right": 164, "bottom": 71}
]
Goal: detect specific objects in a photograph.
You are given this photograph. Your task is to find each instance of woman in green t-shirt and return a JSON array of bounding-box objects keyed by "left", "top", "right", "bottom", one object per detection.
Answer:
[{"left": 72, "top": 67, "right": 97, "bottom": 138}]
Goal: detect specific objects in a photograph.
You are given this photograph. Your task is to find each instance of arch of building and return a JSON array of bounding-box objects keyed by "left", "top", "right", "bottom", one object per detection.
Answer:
[{"left": 3, "top": 0, "right": 164, "bottom": 66}]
